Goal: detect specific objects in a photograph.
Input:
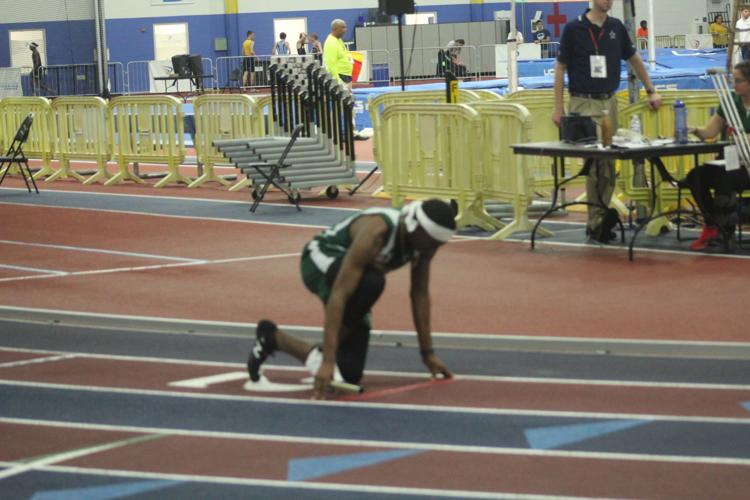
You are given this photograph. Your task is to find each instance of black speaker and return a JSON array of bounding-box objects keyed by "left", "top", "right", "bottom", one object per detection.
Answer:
[
  {"left": 171, "top": 54, "right": 191, "bottom": 77},
  {"left": 379, "top": 0, "right": 415, "bottom": 16}
]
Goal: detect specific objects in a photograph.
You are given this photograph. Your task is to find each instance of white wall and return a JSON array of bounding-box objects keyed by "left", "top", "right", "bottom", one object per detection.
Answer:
[
  {"left": 103, "top": 0, "right": 225, "bottom": 21},
  {"left": 102, "top": 0, "right": 380, "bottom": 20},
  {"left": 238, "top": 0, "right": 378, "bottom": 12},
  {"left": 104, "top": 0, "right": 463, "bottom": 20},
  {"left": 0, "top": 0, "right": 94, "bottom": 23},
  {"left": 612, "top": 0, "right": 731, "bottom": 36}
]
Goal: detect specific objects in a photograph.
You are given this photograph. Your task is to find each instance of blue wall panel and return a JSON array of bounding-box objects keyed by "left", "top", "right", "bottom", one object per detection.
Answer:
[
  {"left": 0, "top": 2, "right": 589, "bottom": 67},
  {"left": 105, "top": 15, "right": 226, "bottom": 63},
  {"left": 0, "top": 19, "right": 95, "bottom": 67}
]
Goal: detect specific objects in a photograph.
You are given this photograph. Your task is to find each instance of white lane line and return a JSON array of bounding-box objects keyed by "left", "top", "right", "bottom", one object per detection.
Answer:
[
  {"left": 0, "top": 187, "right": 364, "bottom": 213},
  {"left": 500, "top": 236, "right": 750, "bottom": 261},
  {"left": 2, "top": 379, "right": 749, "bottom": 425},
  {"left": 439, "top": 227, "right": 750, "bottom": 261},
  {"left": 2, "top": 346, "right": 749, "bottom": 391},
  {"left": 0, "top": 353, "right": 76, "bottom": 369},
  {"left": 0, "top": 251, "right": 300, "bottom": 284},
  {"left": 4, "top": 305, "right": 748, "bottom": 350},
  {"left": 0, "top": 239, "right": 204, "bottom": 263},
  {"left": 5, "top": 196, "right": 739, "bottom": 262},
  {"left": 0, "top": 202, "right": 330, "bottom": 230},
  {"left": 2, "top": 417, "right": 750, "bottom": 467},
  {"left": 0, "top": 463, "right": 588, "bottom": 500},
  {"left": 0, "top": 264, "right": 67, "bottom": 275},
  {"left": 0, "top": 433, "right": 164, "bottom": 482}
]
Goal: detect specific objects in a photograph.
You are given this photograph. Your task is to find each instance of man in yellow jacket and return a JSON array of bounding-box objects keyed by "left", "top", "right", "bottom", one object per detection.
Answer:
[{"left": 323, "top": 19, "right": 353, "bottom": 89}]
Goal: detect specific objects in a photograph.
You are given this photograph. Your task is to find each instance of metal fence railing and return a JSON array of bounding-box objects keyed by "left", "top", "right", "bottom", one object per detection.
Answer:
[
  {"left": 108, "top": 62, "right": 126, "bottom": 94},
  {"left": 126, "top": 58, "right": 216, "bottom": 94},
  {"left": 655, "top": 35, "right": 674, "bottom": 48},
  {"left": 125, "top": 60, "right": 152, "bottom": 94},
  {"left": 390, "top": 45, "right": 479, "bottom": 82},
  {"left": 477, "top": 42, "right": 559, "bottom": 79},
  {"left": 539, "top": 41, "right": 560, "bottom": 59},
  {"left": 215, "top": 54, "right": 275, "bottom": 90},
  {"left": 672, "top": 35, "right": 686, "bottom": 49},
  {"left": 200, "top": 57, "right": 216, "bottom": 90},
  {"left": 15, "top": 36, "right": 718, "bottom": 99},
  {"left": 361, "top": 49, "right": 389, "bottom": 86},
  {"left": 18, "top": 62, "right": 127, "bottom": 97}
]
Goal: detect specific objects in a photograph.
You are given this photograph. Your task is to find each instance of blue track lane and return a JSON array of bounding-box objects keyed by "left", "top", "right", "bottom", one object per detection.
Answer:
[
  {"left": 0, "top": 189, "right": 355, "bottom": 228},
  {"left": 1, "top": 385, "right": 749, "bottom": 459},
  {"left": 2, "top": 321, "right": 750, "bottom": 385}
]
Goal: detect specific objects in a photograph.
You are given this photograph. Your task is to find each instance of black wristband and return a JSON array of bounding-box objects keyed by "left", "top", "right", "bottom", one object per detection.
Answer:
[{"left": 420, "top": 348, "right": 434, "bottom": 357}]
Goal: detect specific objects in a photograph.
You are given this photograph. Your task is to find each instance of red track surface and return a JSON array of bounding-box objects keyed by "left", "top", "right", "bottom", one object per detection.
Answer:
[
  {"left": 2, "top": 420, "right": 748, "bottom": 499},
  {"left": 2, "top": 349, "right": 749, "bottom": 499},
  {"left": 0, "top": 204, "right": 748, "bottom": 341},
  {"left": 2, "top": 144, "right": 750, "bottom": 499},
  {"left": 1, "top": 349, "right": 748, "bottom": 418}
]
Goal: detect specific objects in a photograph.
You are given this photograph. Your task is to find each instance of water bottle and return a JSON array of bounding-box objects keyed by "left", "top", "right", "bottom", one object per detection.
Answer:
[
  {"left": 629, "top": 114, "right": 642, "bottom": 141},
  {"left": 674, "top": 99, "right": 688, "bottom": 144}
]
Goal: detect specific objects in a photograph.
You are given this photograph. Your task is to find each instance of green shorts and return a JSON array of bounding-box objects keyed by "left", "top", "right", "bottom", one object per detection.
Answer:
[
  {"left": 299, "top": 248, "right": 374, "bottom": 329},
  {"left": 300, "top": 249, "right": 333, "bottom": 304}
]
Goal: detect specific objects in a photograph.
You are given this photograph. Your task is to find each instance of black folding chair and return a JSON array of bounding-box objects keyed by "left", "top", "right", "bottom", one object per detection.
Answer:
[
  {"left": 247, "top": 124, "right": 304, "bottom": 213},
  {"left": 0, "top": 114, "right": 38, "bottom": 194}
]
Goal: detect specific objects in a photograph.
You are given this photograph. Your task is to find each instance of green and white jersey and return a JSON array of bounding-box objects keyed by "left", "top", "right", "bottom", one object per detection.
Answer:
[{"left": 305, "top": 207, "right": 414, "bottom": 274}]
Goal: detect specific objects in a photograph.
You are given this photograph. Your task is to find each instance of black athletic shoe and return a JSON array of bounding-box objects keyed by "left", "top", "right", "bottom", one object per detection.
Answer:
[
  {"left": 247, "top": 319, "right": 279, "bottom": 382},
  {"left": 586, "top": 227, "right": 617, "bottom": 244}
]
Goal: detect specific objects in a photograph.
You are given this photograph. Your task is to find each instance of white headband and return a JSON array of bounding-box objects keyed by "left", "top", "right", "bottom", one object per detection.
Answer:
[{"left": 402, "top": 201, "right": 455, "bottom": 243}]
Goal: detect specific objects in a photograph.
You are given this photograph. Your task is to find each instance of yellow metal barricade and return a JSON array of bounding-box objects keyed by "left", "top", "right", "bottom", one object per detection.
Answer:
[
  {"left": 473, "top": 90, "right": 503, "bottom": 101},
  {"left": 369, "top": 89, "right": 484, "bottom": 197},
  {"left": 619, "top": 91, "right": 719, "bottom": 234},
  {"left": 508, "top": 89, "right": 632, "bottom": 215},
  {"left": 107, "top": 95, "right": 187, "bottom": 187},
  {"left": 191, "top": 94, "right": 258, "bottom": 188},
  {"left": 226, "top": 94, "right": 270, "bottom": 192},
  {"left": 468, "top": 101, "right": 552, "bottom": 240},
  {"left": 255, "top": 95, "right": 274, "bottom": 136},
  {"left": 380, "top": 103, "right": 502, "bottom": 231},
  {"left": 0, "top": 99, "right": 3, "bottom": 155},
  {"left": 504, "top": 89, "right": 579, "bottom": 192},
  {"left": 51, "top": 96, "right": 112, "bottom": 184},
  {"left": 0, "top": 97, "right": 55, "bottom": 180}
]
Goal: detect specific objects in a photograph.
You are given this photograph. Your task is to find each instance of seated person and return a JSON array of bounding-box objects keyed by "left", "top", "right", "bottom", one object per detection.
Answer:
[
  {"left": 445, "top": 39, "right": 467, "bottom": 77},
  {"left": 636, "top": 20, "right": 649, "bottom": 49},
  {"left": 636, "top": 20, "right": 648, "bottom": 38},
  {"left": 683, "top": 61, "right": 750, "bottom": 250}
]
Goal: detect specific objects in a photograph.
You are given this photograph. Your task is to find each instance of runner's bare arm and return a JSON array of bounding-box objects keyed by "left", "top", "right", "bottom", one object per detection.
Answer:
[
  {"left": 313, "top": 216, "right": 388, "bottom": 398},
  {"left": 410, "top": 251, "right": 452, "bottom": 379}
]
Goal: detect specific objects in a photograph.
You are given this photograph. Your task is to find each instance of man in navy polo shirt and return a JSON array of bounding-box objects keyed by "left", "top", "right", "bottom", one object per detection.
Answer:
[{"left": 553, "top": 0, "right": 661, "bottom": 243}]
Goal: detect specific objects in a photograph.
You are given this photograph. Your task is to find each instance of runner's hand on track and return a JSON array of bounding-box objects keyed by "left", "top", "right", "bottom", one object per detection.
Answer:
[
  {"left": 423, "top": 353, "right": 452, "bottom": 379},
  {"left": 312, "top": 361, "right": 334, "bottom": 400}
]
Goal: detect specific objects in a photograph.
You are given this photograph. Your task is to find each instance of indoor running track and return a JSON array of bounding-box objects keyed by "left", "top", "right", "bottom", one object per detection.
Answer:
[
  {"left": 1, "top": 323, "right": 749, "bottom": 499},
  {"left": 2, "top": 188, "right": 750, "bottom": 498}
]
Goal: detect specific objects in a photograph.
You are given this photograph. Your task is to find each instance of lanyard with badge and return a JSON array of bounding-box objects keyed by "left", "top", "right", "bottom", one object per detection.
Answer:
[{"left": 588, "top": 26, "right": 607, "bottom": 78}]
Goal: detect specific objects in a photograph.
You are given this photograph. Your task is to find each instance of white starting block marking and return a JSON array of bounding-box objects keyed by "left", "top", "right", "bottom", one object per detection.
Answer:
[
  {"left": 169, "top": 370, "right": 312, "bottom": 393},
  {"left": 243, "top": 375, "right": 312, "bottom": 393},
  {"left": 169, "top": 370, "right": 363, "bottom": 394},
  {"left": 169, "top": 371, "right": 247, "bottom": 389}
]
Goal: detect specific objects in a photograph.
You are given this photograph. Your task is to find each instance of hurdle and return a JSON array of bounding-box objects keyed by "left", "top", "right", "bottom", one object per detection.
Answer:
[{"left": 215, "top": 55, "right": 357, "bottom": 205}]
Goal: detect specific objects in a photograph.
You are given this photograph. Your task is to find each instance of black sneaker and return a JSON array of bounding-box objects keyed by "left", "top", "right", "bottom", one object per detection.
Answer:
[
  {"left": 586, "top": 227, "right": 617, "bottom": 244},
  {"left": 247, "top": 320, "right": 279, "bottom": 382}
]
